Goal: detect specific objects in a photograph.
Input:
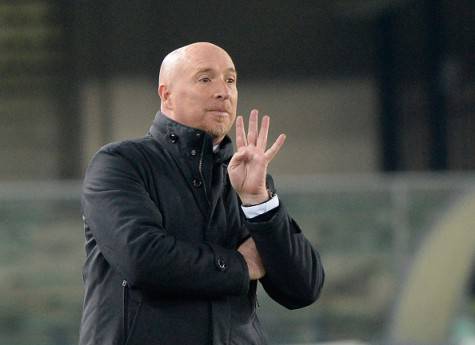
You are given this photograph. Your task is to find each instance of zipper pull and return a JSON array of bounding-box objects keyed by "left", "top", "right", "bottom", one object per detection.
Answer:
[{"left": 122, "top": 280, "right": 127, "bottom": 287}]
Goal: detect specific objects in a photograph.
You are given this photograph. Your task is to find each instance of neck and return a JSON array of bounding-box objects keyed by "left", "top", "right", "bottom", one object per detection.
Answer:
[
  {"left": 160, "top": 109, "right": 226, "bottom": 145},
  {"left": 213, "top": 136, "right": 224, "bottom": 145}
]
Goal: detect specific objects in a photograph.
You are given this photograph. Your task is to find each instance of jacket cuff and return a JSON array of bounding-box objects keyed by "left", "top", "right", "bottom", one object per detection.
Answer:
[
  {"left": 241, "top": 195, "right": 280, "bottom": 219},
  {"left": 207, "top": 243, "right": 250, "bottom": 296},
  {"left": 244, "top": 202, "right": 286, "bottom": 232}
]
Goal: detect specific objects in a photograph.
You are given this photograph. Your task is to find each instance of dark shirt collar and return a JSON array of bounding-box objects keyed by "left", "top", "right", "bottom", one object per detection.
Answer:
[{"left": 148, "top": 111, "right": 234, "bottom": 164}]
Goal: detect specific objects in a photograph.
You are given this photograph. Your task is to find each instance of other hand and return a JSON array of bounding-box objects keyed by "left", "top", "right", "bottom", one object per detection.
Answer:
[{"left": 237, "top": 237, "right": 265, "bottom": 280}]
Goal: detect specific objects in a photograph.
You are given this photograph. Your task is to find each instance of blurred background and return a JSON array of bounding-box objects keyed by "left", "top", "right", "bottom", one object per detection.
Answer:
[{"left": 1, "top": 1, "right": 474, "bottom": 344}]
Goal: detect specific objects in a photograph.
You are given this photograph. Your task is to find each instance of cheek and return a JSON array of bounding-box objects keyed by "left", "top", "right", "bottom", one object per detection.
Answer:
[{"left": 175, "top": 90, "right": 201, "bottom": 111}]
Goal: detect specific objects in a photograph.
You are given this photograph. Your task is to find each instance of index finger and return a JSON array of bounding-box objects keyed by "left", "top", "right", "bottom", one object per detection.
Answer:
[{"left": 235, "top": 115, "right": 247, "bottom": 148}]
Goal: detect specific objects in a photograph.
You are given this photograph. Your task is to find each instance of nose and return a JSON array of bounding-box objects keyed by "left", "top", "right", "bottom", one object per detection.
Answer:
[{"left": 214, "top": 80, "right": 231, "bottom": 100}]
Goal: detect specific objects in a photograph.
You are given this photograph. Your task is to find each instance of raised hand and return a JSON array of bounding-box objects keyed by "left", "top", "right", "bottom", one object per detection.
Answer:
[{"left": 228, "top": 109, "right": 286, "bottom": 206}]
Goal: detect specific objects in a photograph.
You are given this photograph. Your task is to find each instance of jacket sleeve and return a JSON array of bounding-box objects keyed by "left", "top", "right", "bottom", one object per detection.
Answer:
[
  {"left": 82, "top": 145, "right": 250, "bottom": 297},
  {"left": 244, "top": 202, "right": 325, "bottom": 309}
]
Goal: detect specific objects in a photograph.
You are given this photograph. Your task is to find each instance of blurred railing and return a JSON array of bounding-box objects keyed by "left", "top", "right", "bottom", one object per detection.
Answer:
[{"left": 1, "top": 174, "right": 474, "bottom": 345}]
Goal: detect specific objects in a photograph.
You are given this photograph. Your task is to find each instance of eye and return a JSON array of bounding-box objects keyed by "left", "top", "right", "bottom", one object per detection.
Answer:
[
  {"left": 198, "top": 77, "right": 211, "bottom": 83},
  {"left": 226, "top": 77, "right": 236, "bottom": 84}
]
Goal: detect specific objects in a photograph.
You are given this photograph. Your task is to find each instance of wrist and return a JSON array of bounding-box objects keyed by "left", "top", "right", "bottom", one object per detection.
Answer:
[{"left": 240, "top": 190, "right": 273, "bottom": 206}]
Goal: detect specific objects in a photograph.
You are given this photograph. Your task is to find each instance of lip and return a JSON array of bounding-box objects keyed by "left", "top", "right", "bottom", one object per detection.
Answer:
[{"left": 207, "top": 109, "right": 229, "bottom": 115}]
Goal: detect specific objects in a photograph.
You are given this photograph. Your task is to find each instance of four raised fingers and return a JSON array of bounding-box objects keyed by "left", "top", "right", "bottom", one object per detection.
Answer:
[{"left": 237, "top": 109, "right": 286, "bottom": 162}]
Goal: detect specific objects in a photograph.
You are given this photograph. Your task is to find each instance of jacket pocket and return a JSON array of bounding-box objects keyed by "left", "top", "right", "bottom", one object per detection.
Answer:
[
  {"left": 122, "top": 280, "right": 129, "bottom": 344},
  {"left": 122, "top": 280, "right": 143, "bottom": 345}
]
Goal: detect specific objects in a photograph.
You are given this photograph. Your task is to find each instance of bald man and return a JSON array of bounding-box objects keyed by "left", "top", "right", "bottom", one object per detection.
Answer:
[{"left": 79, "top": 42, "right": 324, "bottom": 345}]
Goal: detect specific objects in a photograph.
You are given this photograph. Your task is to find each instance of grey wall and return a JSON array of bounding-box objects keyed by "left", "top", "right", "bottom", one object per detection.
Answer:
[{"left": 80, "top": 77, "right": 378, "bottom": 175}]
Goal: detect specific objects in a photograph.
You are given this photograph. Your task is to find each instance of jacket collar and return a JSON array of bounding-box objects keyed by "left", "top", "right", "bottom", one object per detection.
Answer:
[{"left": 148, "top": 111, "right": 234, "bottom": 164}]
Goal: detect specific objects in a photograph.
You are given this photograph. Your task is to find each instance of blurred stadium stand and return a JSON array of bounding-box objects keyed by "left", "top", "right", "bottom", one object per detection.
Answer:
[{"left": 1, "top": 176, "right": 474, "bottom": 344}]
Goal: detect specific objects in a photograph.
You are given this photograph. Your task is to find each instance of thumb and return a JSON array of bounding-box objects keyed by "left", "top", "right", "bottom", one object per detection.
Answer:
[{"left": 228, "top": 149, "right": 250, "bottom": 167}]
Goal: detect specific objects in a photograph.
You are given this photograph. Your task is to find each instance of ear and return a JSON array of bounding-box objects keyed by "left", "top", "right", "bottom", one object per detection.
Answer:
[{"left": 158, "top": 84, "right": 173, "bottom": 109}]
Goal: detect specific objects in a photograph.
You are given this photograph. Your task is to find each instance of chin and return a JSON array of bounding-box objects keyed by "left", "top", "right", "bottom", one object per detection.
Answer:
[{"left": 206, "top": 124, "right": 230, "bottom": 140}]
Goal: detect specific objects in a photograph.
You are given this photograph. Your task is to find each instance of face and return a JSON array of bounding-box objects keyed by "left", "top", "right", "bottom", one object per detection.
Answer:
[{"left": 160, "top": 45, "right": 238, "bottom": 143}]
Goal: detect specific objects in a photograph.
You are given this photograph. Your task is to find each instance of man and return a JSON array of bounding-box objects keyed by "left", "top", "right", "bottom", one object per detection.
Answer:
[{"left": 79, "top": 42, "right": 324, "bottom": 345}]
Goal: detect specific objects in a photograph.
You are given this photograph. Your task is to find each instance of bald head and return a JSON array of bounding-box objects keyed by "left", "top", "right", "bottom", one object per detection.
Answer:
[
  {"left": 159, "top": 42, "right": 233, "bottom": 88},
  {"left": 157, "top": 42, "right": 238, "bottom": 143}
]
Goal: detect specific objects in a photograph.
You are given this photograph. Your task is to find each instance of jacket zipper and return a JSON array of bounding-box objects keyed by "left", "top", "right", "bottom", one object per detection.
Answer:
[
  {"left": 198, "top": 140, "right": 210, "bottom": 206},
  {"left": 122, "top": 280, "right": 128, "bottom": 343}
]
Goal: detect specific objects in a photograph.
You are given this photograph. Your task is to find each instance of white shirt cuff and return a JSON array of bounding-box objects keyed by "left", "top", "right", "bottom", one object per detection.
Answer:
[{"left": 241, "top": 195, "right": 279, "bottom": 219}]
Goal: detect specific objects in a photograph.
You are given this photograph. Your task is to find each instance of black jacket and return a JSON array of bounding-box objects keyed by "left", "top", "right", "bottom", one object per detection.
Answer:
[{"left": 79, "top": 112, "right": 324, "bottom": 345}]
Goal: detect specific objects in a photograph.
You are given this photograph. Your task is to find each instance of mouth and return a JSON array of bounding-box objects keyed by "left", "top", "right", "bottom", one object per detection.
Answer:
[{"left": 207, "top": 109, "right": 229, "bottom": 116}]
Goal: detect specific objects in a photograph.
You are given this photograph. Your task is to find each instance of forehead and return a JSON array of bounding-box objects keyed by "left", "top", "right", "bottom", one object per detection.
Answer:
[{"left": 183, "top": 46, "right": 236, "bottom": 73}]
